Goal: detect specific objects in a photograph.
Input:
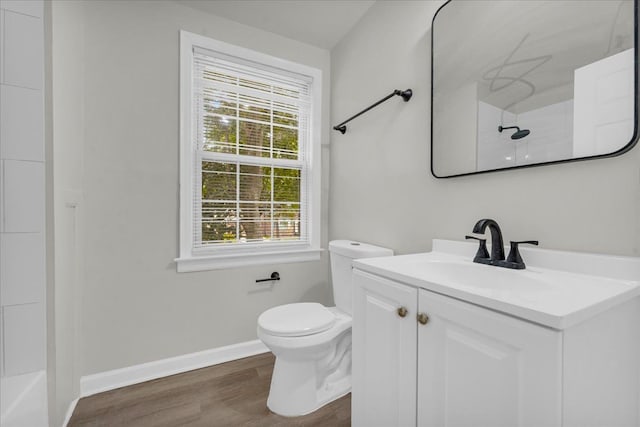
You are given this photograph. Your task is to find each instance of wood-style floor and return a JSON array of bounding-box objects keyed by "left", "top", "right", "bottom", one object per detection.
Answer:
[{"left": 68, "top": 352, "right": 351, "bottom": 427}]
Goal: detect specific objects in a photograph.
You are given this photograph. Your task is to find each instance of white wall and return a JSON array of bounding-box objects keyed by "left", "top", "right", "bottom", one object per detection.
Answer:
[
  {"left": 51, "top": 0, "right": 85, "bottom": 424},
  {"left": 330, "top": 1, "right": 640, "bottom": 258},
  {"left": 432, "top": 82, "right": 478, "bottom": 176},
  {"left": 52, "top": 0, "right": 332, "bottom": 377},
  {"left": 0, "top": 0, "right": 48, "bottom": 424}
]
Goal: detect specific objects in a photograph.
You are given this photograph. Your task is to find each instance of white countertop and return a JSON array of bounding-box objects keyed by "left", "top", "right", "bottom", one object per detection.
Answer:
[{"left": 352, "top": 240, "right": 640, "bottom": 330}]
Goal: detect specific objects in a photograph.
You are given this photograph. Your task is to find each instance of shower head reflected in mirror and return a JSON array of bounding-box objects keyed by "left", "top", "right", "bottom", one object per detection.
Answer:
[{"left": 498, "top": 125, "right": 530, "bottom": 140}]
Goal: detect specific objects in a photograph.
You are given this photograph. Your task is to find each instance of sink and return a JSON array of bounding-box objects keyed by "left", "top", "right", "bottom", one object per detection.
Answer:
[
  {"left": 353, "top": 240, "right": 640, "bottom": 329},
  {"left": 412, "top": 258, "right": 552, "bottom": 292}
]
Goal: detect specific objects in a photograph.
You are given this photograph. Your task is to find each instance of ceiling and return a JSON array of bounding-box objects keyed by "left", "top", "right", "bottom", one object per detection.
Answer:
[{"left": 176, "top": 0, "right": 376, "bottom": 49}]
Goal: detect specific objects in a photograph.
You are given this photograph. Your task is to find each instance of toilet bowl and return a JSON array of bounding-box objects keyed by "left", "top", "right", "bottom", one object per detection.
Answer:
[
  {"left": 257, "top": 240, "right": 393, "bottom": 417},
  {"left": 257, "top": 304, "right": 352, "bottom": 416}
]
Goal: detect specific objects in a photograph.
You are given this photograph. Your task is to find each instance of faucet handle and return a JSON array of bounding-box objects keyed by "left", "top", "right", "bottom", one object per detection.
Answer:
[
  {"left": 465, "top": 235, "right": 490, "bottom": 261},
  {"left": 504, "top": 240, "right": 539, "bottom": 269}
]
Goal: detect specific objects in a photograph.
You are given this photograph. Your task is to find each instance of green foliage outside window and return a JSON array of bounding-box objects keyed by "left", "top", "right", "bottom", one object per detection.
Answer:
[{"left": 200, "top": 98, "right": 302, "bottom": 244}]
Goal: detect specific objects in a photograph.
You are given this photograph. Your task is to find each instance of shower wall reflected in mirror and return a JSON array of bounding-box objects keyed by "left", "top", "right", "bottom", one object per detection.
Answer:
[{"left": 431, "top": 0, "right": 637, "bottom": 178}]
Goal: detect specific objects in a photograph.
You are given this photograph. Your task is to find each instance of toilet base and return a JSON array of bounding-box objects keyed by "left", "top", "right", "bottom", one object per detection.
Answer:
[{"left": 266, "top": 330, "right": 352, "bottom": 417}]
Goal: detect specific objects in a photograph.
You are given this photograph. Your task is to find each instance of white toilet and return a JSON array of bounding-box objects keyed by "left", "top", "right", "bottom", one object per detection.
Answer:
[{"left": 257, "top": 240, "right": 393, "bottom": 417}]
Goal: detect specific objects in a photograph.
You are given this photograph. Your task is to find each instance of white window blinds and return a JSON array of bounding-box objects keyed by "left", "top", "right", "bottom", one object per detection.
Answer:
[{"left": 192, "top": 47, "right": 312, "bottom": 249}]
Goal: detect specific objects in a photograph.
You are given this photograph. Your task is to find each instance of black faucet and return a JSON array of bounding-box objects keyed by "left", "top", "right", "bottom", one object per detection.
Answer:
[
  {"left": 466, "top": 218, "right": 538, "bottom": 269},
  {"left": 471, "top": 218, "right": 504, "bottom": 264}
]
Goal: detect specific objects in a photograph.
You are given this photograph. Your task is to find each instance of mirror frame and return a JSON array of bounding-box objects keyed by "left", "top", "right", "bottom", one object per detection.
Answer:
[{"left": 430, "top": 0, "right": 640, "bottom": 178}]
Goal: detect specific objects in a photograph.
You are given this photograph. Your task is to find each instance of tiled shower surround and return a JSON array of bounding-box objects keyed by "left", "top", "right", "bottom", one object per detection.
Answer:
[{"left": 0, "top": 0, "right": 47, "bottom": 424}]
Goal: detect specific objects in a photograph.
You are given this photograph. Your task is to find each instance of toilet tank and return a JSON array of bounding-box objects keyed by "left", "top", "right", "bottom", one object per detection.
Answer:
[{"left": 329, "top": 240, "right": 393, "bottom": 315}]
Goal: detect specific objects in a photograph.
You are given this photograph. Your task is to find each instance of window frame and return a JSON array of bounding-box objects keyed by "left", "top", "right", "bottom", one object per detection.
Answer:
[{"left": 177, "top": 31, "right": 322, "bottom": 272}]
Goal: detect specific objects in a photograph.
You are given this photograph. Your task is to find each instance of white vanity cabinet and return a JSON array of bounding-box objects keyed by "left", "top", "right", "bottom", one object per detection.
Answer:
[
  {"left": 352, "top": 266, "right": 640, "bottom": 427},
  {"left": 416, "top": 288, "right": 560, "bottom": 427},
  {"left": 352, "top": 270, "right": 418, "bottom": 427}
]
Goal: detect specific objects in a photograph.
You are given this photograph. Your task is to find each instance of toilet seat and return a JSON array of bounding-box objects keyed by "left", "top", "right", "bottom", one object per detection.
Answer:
[{"left": 258, "top": 302, "right": 336, "bottom": 337}]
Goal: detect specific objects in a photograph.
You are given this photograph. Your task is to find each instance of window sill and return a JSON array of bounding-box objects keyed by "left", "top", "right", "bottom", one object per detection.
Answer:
[{"left": 175, "top": 248, "right": 323, "bottom": 272}]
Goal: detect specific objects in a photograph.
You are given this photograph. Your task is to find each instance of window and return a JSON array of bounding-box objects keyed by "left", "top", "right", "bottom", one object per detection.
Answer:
[{"left": 177, "top": 32, "right": 322, "bottom": 272}]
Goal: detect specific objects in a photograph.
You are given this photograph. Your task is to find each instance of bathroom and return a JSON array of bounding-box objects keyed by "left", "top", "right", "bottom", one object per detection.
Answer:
[{"left": 1, "top": 0, "right": 639, "bottom": 426}]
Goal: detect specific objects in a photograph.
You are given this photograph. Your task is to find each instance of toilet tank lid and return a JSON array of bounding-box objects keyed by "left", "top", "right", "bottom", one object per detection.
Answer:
[{"left": 329, "top": 240, "right": 393, "bottom": 259}]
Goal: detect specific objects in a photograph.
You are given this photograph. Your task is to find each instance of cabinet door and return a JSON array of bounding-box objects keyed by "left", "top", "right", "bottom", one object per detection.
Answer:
[
  {"left": 417, "top": 290, "right": 561, "bottom": 427},
  {"left": 352, "top": 269, "right": 418, "bottom": 427}
]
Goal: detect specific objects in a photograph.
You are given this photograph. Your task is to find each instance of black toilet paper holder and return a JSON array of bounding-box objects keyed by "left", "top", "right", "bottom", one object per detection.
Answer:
[{"left": 256, "top": 272, "right": 280, "bottom": 283}]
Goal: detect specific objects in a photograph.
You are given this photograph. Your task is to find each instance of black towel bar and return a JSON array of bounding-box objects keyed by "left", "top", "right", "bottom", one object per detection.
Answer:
[{"left": 333, "top": 88, "right": 413, "bottom": 134}]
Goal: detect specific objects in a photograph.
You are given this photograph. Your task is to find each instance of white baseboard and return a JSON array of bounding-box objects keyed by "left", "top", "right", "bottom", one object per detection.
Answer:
[
  {"left": 62, "top": 398, "right": 79, "bottom": 427},
  {"left": 80, "top": 340, "right": 269, "bottom": 398}
]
